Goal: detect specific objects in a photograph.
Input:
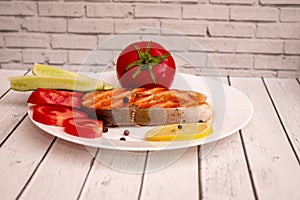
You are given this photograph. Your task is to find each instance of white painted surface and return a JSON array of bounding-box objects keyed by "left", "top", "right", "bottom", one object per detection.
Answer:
[
  {"left": 79, "top": 149, "right": 147, "bottom": 200},
  {"left": 265, "top": 78, "right": 300, "bottom": 158},
  {"left": 0, "top": 117, "right": 54, "bottom": 200},
  {"left": 0, "top": 70, "right": 300, "bottom": 200},
  {"left": 141, "top": 147, "right": 199, "bottom": 200},
  {"left": 0, "top": 69, "right": 27, "bottom": 96},
  {"left": 20, "top": 139, "right": 97, "bottom": 200},
  {"left": 200, "top": 77, "right": 255, "bottom": 200},
  {"left": 230, "top": 77, "right": 300, "bottom": 200}
]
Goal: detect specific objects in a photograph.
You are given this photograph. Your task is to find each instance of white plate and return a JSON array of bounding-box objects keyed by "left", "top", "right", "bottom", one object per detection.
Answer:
[{"left": 28, "top": 72, "right": 253, "bottom": 151}]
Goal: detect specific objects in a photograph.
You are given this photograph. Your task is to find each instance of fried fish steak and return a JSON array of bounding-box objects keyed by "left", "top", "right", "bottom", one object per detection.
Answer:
[{"left": 81, "top": 87, "right": 212, "bottom": 126}]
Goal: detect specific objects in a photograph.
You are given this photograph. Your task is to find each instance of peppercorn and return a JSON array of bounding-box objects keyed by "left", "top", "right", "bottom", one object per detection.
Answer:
[
  {"left": 178, "top": 124, "right": 183, "bottom": 129},
  {"left": 103, "top": 126, "right": 108, "bottom": 133},
  {"left": 124, "top": 130, "right": 130, "bottom": 136},
  {"left": 120, "top": 137, "right": 126, "bottom": 141},
  {"left": 123, "top": 96, "right": 129, "bottom": 104}
]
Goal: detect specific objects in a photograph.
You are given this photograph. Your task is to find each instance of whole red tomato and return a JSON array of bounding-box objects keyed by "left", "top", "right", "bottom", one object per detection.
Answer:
[{"left": 116, "top": 41, "right": 176, "bottom": 88}]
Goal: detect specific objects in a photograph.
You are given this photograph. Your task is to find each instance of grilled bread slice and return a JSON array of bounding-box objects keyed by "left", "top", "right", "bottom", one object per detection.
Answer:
[{"left": 81, "top": 87, "right": 212, "bottom": 126}]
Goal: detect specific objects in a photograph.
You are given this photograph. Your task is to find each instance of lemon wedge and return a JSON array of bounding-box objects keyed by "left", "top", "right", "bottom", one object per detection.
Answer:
[{"left": 146, "top": 123, "right": 213, "bottom": 141}]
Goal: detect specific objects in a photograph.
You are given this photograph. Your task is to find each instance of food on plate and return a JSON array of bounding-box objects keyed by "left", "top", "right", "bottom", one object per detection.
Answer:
[
  {"left": 116, "top": 41, "right": 176, "bottom": 88},
  {"left": 63, "top": 118, "right": 103, "bottom": 138},
  {"left": 27, "top": 88, "right": 83, "bottom": 108},
  {"left": 9, "top": 63, "right": 114, "bottom": 92},
  {"left": 32, "top": 105, "right": 87, "bottom": 126},
  {"left": 81, "top": 87, "right": 212, "bottom": 127},
  {"left": 33, "top": 63, "right": 83, "bottom": 78},
  {"left": 146, "top": 122, "right": 212, "bottom": 141},
  {"left": 9, "top": 76, "right": 113, "bottom": 92}
]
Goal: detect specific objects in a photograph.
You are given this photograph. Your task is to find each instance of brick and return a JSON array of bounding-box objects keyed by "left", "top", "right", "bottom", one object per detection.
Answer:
[
  {"left": 0, "top": 36, "right": 4, "bottom": 47},
  {"left": 68, "top": 19, "right": 113, "bottom": 34},
  {"left": 5, "top": 34, "right": 49, "bottom": 48},
  {"left": 282, "top": 56, "right": 300, "bottom": 70},
  {"left": 173, "top": 52, "right": 207, "bottom": 68},
  {"left": 23, "top": 50, "right": 67, "bottom": 64},
  {"left": 285, "top": 41, "right": 300, "bottom": 55},
  {"left": 0, "top": 63, "right": 25, "bottom": 70},
  {"left": 0, "top": 50, "right": 21, "bottom": 62},
  {"left": 87, "top": 3, "right": 133, "bottom": 18},
  {"left": 0, "top": 2, "right": 36, "bottom": 16},
  {"left": 51, "top": 35, "right": 97, "bottom": 50},
  {"left": 39, "top": 3, "right": 84, "bottom": 17},
  {"left": 21, "top": 18, "right": 66, "bottom": 33},
  {"left": 142, "top": 35, "right": 188, "bottom": 51},
  {"left": 97, "top": 35, "right": 140, "bottom": 50},
  {"left": 208, "top": 22, "right": 255, "bottom": 38},
  {"left": 254, "top": 55, "right": 282, "bottom": 69},
  {"left": 280, "top": 8, "right": 300, "bottom": 22},
  {"left": 189, "top": 38, "right": 238, "bottom": 53},
  {"left": 0, "top": 17, "right": 19, "bottom": 31},
  {"left": 135, "top": 4, "right": 181, "bottom": 19},
  {"left": 69, "top": 50, "right": 114, "bottom": 65},
  {"left": 208, "top": 54, "right": 253, "bottom": 68},
  {"left": 260, "top": 0, "right": 300, "bottom": 5},
  {"left": 210, "top": 0, "right": 255, "bottom": 4},
  {"left": 183, "top": 68, "right": 229, "bottom": 76},
  {"left": 115, "top": 19, "right": 159, "bottom": 34},
  {"left": 161, "top": 20, "right": 206, "bottom": 36},
  {"left": 230, "top": 6, "right": 278, "bottom": 21},
  {"left": 183, "top": 5, "right": 229, "bottom": 20},
  {"left": 116, "top": 0, "right": 159, "bottom": 2},
  {"left": 278, "top": 70, "right": 300, "bottom": 78},
  {"left": 162, "top": 0, "right": 198, "bottom": 2},
  {"left": 228, "top": 69, "right": 279, "bottom": 77},
  {"left": 257, "top": 23, "right": 300, "bottom": 39},
  {"left": 236, "top": 39, "right": 283, "bottom": 54}
]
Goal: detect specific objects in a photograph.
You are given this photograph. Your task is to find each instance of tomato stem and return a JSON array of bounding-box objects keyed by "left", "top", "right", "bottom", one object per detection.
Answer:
[{"left": 125, "top": 41, "right": 170, "bottom": 84}]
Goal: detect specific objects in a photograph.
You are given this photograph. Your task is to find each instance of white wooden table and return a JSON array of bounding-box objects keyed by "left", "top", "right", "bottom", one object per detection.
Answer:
[{"left": 0, "top": 69, "right": 300, "bottom": 200}]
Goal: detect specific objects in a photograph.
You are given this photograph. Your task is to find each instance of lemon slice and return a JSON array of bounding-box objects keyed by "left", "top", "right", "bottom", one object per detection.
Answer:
[{"left": 146, "top": 123, "right": 213, "bottom": 141}]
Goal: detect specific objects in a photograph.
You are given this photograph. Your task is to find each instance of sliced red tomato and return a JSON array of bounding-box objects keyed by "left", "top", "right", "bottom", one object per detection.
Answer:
[
  {"left": 63, "top": 118, "right": 103, "bottom": 138},
  {"left": 32, "top": 105, "right": 87, "bottom": 126},
  {"left": 27, "top": 88, "right": 83, "bottom": 108}
]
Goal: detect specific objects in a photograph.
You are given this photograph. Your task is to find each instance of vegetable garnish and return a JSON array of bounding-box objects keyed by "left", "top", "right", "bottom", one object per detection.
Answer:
[
  {"left": 32, "top": 105, "right": 87, "bottom": 127},
  {"left": 63, "top": 118, "right": 103, "bottom": 138},
  {"left": 116, "top": 41, "right": 176, "bottom": 88},
  {"left": 27, "top": 89, "right": 83, "bottom": 108},
  {"left": 9, "top": 63, "right": 114, "bottom": 92}
]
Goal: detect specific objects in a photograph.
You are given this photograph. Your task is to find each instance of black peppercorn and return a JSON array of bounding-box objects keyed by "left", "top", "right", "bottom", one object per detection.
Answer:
[
  {"left": 103, "top": 126, "right": 108, "bottom": 133},
  {"left": 123, "top": 96, "right": 129, "bottom": 104},
  {"left": 198, "top": 120, "right": 203, "bottom": 123},
  {"left": 124, "top": 130, "right": 130, "bottom": 136},
  {"left": 120, "top": 137, "right": 126, "bottom": 141},
  {"left": 178, "top": 125, "right": 183, "bottom": 129}
]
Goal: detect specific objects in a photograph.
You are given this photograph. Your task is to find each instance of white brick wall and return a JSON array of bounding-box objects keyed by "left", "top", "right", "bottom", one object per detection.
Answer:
[{"left": 0, "top": 0, "right": 299, "bottom": 78}]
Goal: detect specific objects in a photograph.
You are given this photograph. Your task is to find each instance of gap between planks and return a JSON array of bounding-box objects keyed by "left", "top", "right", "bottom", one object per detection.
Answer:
[{"left": 262, "top": 78, "right": 300, "bottom": 165}]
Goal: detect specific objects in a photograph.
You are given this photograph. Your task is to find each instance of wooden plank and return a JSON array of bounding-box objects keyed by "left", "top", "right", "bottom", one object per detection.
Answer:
[
  {"left": 0, "top": 90, "right": 30, "bottom": 145},
  {"left": 141, "top": 147, "right": 199, "bottom": 200},
  {"left": 200, "top": 77, "right": 255, "bottom": 200},
  {"left": 230, "top": 77, "right": 300, "bottom": 200},
  {"left": 0, "top": 117, "right": 54, "bottom": 200},
  {"left": 0, "top": 69, "right": 27, "bottom": 97},
  {"left": 79, "top": 149, "right": 147, "bottom": 200},
  {"left": 19, "top": 139, "right": 97, "bottom": 200},
  {"left": 264, "top": 78, "right": 300, "bottom": 159}
]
